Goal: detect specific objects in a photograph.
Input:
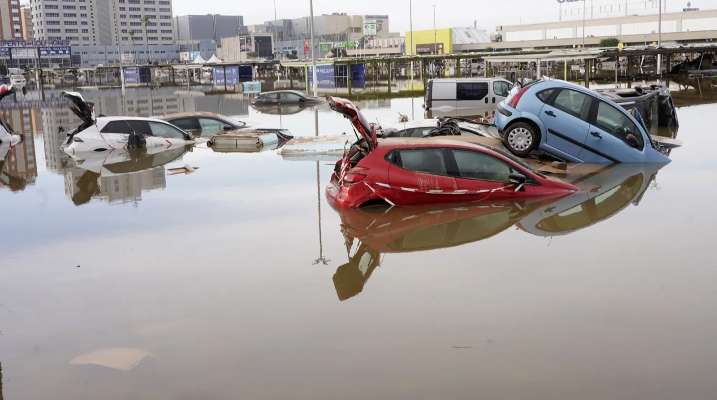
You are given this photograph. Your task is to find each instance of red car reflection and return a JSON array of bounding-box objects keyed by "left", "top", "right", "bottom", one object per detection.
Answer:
[{"left": 327, "top": 97, "right": 578, "bottom": 208}]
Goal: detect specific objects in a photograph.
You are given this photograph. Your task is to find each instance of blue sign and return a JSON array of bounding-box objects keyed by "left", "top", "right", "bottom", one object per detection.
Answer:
[
  {"left": 238, "top": 65, "right": 253, "bottom": 82},
  {"left": 213, "top": 67, "right": 225, "bottom": 85},
  {"left": 225, "top": 66, "right": 239, "bottom": 86},
  {"left": 123, "top": 67, "right": 139, "bottom": 84},
  {"left": 351, "top": 64, "right": 366, "bottom": 89},
  {"left": 39, "top": 46, "right": 71, "bottom": 57},
  {"left": 308, "top": 64, "right": 336, "bottom": 89},
  {"left": 0, "top": 48, "right": 9, "bottom": 58}
]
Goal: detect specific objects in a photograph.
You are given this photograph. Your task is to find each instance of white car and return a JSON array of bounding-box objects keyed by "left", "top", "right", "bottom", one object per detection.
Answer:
[
  {"left": 0, "top": 85, "right": 22, "bottom": 146},
  {"left": 10, "top": 75, "right": 26, "bottom": 88},
  {"left": 62, "top": 91, "right": 195, "bottom": 155}
]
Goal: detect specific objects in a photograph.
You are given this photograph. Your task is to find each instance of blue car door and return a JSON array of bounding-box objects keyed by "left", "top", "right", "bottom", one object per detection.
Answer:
[
  {"left": 539, "top": 89, "right": 592, "bottom": 162},
  {"left": 583, "top": 100, "right": 647, "bottom": 163}
]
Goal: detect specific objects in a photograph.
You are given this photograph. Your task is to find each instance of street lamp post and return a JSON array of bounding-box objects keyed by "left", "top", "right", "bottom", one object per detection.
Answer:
[
  {"left": 409, "top": 0, "right": 414, "bottom": 91},
  {"left": 309, "top": 0, "right": 317, "bottom": 96},
  {"left": 657, "top": 0, "right": 663, "bottom": 78},
  {"left": 582, "top": 0, "right": 586, "bottom": 48},
  {"left": 433, "top": 5, "right": 437, "bottom": 54}
]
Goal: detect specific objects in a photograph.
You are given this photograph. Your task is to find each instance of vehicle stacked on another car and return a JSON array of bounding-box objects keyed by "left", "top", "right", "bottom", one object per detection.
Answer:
[{"left": 495, "top": 79, "right": 673, "bottom": 164}]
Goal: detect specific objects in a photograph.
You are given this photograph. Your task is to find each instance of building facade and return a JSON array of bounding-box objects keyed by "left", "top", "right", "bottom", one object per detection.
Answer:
[
  {"left": 27, "top": 0, "right": 177, "bottom": 66},
  {"left": 458, "top": 8, "right": 717, "bottom": 51},
  {"left": 19, "top": 5, "right": 32, "bottom": 40},
  {"left": 174, "top": 14, "right": 243, "bottom": 43},
  {"left": 0, "top": 0, "right": 22, "bottom": 40}
]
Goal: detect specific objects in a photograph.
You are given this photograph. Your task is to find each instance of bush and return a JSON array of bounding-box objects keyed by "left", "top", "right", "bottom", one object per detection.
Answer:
[{"left": 600, "top": 38, "right": 620, "bottom": 48}]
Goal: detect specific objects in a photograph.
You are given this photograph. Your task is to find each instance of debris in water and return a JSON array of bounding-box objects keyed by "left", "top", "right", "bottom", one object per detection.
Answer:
[
  {"left": 167, "top": 166, "right": 199, "bottom": 175},
  {"left": 70, "top": 348, "right": 153, "bottom": 371}
]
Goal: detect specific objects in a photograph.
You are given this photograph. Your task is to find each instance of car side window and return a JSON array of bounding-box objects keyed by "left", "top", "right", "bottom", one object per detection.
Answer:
[
  {"left": 536, "top": 88, "right": 557, "bottom": 103},
  {"left": 198, "top": 118, "right": 231, "bottom": 135},
  {"left": 451, "top": 149, "right": 512, "bottom": 182},
  {"left": 281, "top": 93, "right": 302, "bottom": 102},
  {"left": 594, "top": 101, "right": 644, "bottom": 149},
  {"left": 551, "top": 89, "right": 592, "bottom": 120},
  {"left": 100, "top": 121, "right": 133, "bottom": 134},
  {"left": 493, "top": 81, "right": 511, "bottom": 97},
  {"left": 170, "top": 118, "right": 199, "bottom": 131},
  {"left": 393, "top": 149, "right": 449, "bottom": 176},
  {"left": 127, "top": 120, "right": 152, "bottom": 135},
  {"left": 149, "top": 122, "right": 187, "bottom": 139},
  {"left": 457, "top": 82, "right": 489, "bottom": 101}
]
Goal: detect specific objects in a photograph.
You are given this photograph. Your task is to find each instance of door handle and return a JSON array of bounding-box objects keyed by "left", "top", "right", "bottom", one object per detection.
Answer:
[
  {"left": 591, "top": 131, "right": 602, "bottom": 138},
  {"left": 544, "top": 110, "right": 556, "bottom": 117}
]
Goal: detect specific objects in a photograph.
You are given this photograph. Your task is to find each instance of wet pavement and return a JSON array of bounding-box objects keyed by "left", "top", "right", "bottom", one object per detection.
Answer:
[{"left": 1, "top": 86, "right": 717, "bottom": 399}]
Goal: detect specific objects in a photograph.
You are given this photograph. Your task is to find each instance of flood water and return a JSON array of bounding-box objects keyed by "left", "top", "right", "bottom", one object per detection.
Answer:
[{"left": 1, "top": 86, "right": 717, "bottom": 399}]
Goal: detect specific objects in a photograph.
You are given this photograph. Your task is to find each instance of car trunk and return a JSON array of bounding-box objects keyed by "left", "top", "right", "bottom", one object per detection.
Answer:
[
  {"left": 328, "top": 97, "right": 377, "bottom": 181},
  {"left": 62, "top": 91, "right": 95, "bottom": 143}
]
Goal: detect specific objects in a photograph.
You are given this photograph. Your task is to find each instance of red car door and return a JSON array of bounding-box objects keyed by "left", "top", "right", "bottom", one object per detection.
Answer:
[{"left": 385, "top": 147, "right": 510, "bottom": 205}]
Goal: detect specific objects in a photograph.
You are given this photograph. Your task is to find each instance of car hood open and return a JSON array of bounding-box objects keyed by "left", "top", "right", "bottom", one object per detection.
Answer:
[
  {"left": 328, "top": 97, "right": 377, "bottom": 150},
  {"left": 63, "top": 91, "right": 94, "bottom": 125}
]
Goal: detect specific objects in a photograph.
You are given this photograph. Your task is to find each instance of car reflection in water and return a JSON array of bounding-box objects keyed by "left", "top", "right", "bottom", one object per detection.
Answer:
[
  {"left": 0, "top": 134, "right": 38, "bottom": 193},
  {"left": 64, "top": 144, "right": 192, "bottom": 206},
  {"left": 331, "top": 163, "right": 665, "bottom": 301},
  {"left": 518, "top": 163, "right": 664, "bottom": 236}
]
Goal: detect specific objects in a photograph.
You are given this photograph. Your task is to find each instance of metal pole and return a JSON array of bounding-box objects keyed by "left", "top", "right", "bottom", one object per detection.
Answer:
[
  {"left": 657, "top": 0, "right": 662, "bottom": 78},
  {"left": 309, "top": 0, "right": 317, "bottom": 96},
  {"left": 433, "top": 5, "right": 437, "bottom": 55},
  {"left": 409, "top": 0, "right": 414, "bottom": 91},
  {"left": 582, "top": 0, "right": 586, "bottom": 48}
]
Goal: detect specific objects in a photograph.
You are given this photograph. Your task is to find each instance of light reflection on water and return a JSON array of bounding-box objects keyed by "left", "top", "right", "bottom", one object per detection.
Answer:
[{"left": 1, "top": 87, "right": 717, "bottom": 399}]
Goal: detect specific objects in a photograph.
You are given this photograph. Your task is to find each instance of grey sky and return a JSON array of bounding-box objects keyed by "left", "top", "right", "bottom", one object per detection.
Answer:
[{"left": 172, "top": 0, "right": 717, "bottom": 32}]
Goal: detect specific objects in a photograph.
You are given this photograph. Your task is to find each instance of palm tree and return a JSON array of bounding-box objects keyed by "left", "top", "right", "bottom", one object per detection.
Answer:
[{"left": 142, "top": 16, "right": 151, "bottom": 64}]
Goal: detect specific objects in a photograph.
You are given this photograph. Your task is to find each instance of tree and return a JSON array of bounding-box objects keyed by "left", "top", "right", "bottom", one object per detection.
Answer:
[{"left": 600, "top": 38, "right": 620, "bottom": 48}]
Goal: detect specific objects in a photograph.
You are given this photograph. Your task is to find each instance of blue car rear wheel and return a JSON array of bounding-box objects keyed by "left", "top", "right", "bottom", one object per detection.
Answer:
[{"left": 504, "top": 122, "right": 539, "bottom": 157}]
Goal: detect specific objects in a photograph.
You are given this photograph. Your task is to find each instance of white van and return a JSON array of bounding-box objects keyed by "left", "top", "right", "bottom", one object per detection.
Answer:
[{"left": 424, "top": 78, "right": 514, "bottom": 118}]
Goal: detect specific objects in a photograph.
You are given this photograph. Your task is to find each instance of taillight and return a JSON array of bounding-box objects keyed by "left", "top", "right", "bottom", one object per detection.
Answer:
[
  {"left": 343, "top": 172, "right": 367, "bottom": 184},
  {"left": 508, "top": 86, "right": 530, "bottom": 109}
]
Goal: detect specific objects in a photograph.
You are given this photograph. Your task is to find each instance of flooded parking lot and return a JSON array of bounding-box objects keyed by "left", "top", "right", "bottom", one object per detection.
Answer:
[{"left": 2, "top": 86, "right": 717, "bottom": 399}]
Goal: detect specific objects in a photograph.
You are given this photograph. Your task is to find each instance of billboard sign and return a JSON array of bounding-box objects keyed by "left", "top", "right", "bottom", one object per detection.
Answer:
[
  {"left": 363, "top": 21, "right": 377, "bottom": 36},
  {"left": 10, "top": 47, "right": 36, "bottom": 59},
  {"left": 123, "top": 67, "right": 139, "bottom": 84},
  {"left": 308, "top": 64, "right": 336, "bottom": 89},
  {"left": 0, "top": 48, "right": 9, "bottom": 58}
]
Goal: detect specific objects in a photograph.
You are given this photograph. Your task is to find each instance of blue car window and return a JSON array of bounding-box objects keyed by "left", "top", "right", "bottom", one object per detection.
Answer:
[
  {"left": 595, "top": 101, "right": 644, "bottom": 150},
  {"left": 536, "top": 88, "right": 557, "bottom": 103},
  {"left": 552, "top": 89, "right": 591, "bottom": 120}
]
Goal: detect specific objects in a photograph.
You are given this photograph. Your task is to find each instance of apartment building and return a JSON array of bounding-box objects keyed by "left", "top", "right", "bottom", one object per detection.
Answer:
[{"left": 0, "top": 0, "right": 22, "bottom": 40}]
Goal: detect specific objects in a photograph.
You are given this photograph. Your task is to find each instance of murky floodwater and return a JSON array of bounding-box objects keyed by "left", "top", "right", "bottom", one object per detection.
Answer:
[{"left": 1, "top": 86, "right": 717, "bottom": 399}]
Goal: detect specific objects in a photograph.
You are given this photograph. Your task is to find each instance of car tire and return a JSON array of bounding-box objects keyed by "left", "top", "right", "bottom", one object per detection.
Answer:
[{"left": 503, "top": 122, "right": 539, "bottom": 157}]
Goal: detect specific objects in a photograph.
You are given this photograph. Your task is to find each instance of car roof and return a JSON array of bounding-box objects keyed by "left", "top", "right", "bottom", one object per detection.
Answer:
[
  {"left": 430, "top": 77, "right": 510, "bottom": 83},
  {"left": 97, "top": 116, "right": 175, "bottom": 124},
  {"left": 159, "top": 112, "right": 226, "bottom": 120},
  {"left": 380, "top": 135, "right": 502, "bottom": 149},
  {"left": 260, "top": 90, "right": 306, "bottom": 96}
]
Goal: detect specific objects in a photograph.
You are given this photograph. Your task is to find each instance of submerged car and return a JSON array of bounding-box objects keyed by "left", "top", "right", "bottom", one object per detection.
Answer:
[
  {"left": 160, "top": 112, "right": 248, "bottom": 138},
  {"left": 495, "top": 79, "right": 672, "bottom": 164},
  {"left": 326, "top": 97, "right": 577, "bottom": 208},
  {"left": 0, "top": 85, "right": 22, "bottom": 146},
  {"left": 251, "top": 90, "right": 323, "bottom": 106},
  {"left": 62, "top": 91, "right": 194, "bottom": 155},
  {"left": 379, "top": 117, "right": 496, "bottom": 139}
]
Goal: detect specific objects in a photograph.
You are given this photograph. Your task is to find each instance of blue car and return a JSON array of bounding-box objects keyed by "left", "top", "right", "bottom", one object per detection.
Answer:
[{"left": 495, "top": 80, "right": 670, "bottom": 164}]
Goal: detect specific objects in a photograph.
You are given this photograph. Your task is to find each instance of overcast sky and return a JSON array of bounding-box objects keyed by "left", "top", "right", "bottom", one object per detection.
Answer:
[{"left": 172, "top": 0, "right": 717, "bottom": 32}]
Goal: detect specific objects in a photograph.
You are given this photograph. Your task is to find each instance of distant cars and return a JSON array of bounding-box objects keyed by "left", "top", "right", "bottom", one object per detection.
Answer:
[
  {"left": 424, "top": 77, "right": 513, "bottom": 118},
  {"left": 251, "top": 90, "right": 322, "bottom": 106},
  {"left": 495, "top": 79, "right": 671, "bottom": 163},
  {"left": 326, "top": 97, "right": 577, "bottom": 208},
  {"left": 62, "top": 92, "right": 194, "bottom": 155},
  {"left": 161, "top": 112, "right": 248, "bottom": 137}
]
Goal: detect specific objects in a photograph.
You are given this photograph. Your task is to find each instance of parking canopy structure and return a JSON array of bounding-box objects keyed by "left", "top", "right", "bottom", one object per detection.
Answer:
[{"left": 483, "top": 49, "right": 603, "bottom": 81}]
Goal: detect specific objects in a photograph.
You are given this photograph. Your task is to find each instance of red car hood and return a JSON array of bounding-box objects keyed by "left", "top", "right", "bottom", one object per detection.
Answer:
[{"left": 327, "top": 97, "right": 377, "bottom": 150}]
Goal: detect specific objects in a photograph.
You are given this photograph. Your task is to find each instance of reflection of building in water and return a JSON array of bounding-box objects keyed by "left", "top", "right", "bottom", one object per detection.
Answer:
[
  {"left": 0, "top": 108, "right": 38, "bottom": 190},
  {"left": 64, "top": 166, "right": 167, "bottom": 205},
  {"left": 0, "top": 361, "right": 4, "bottom": 400},
  {"left": 40, "top": 107, "right": 77, "bottom": 174}
]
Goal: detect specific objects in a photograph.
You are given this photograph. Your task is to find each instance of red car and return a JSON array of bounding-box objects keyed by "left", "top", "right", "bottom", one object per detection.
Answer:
[{"left": 327, "top": 97, "right": 578, "bottom": 208}]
